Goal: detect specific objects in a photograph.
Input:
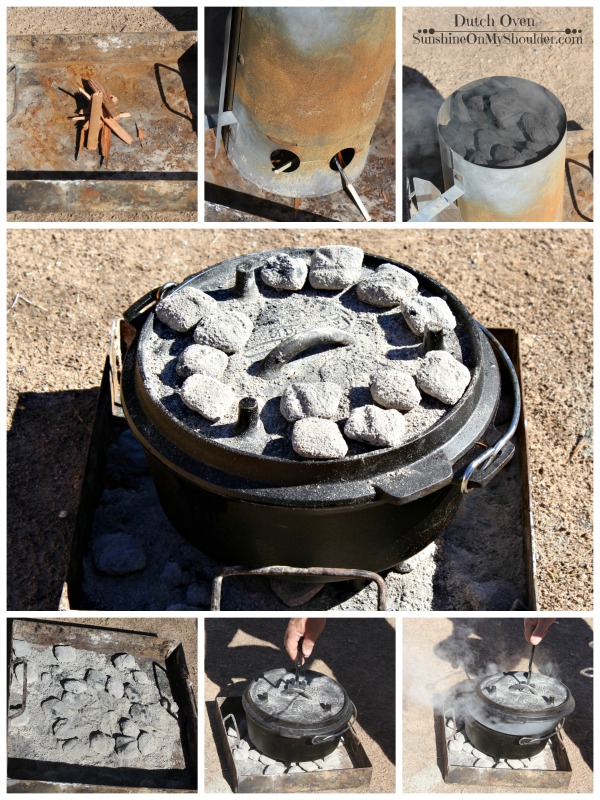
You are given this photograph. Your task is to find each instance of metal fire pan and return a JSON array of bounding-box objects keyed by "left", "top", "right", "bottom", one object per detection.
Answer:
[
  {"left": 59, "top": 327, "right": 535, "bottom": 611},
  {"left": 434, "top": 695, "right": 572, "bottom": 789},
  {"left": 7, "top": 618, "right": 198, "bottom": 793},
  {"left": 214, "top": 694, "right": 372, "bottom": 793},
  {"left": 7, "top": 32, "right": 197, "bottom": 214}
]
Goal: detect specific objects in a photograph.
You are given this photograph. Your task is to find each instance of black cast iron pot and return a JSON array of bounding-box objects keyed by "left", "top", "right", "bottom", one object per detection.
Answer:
[
  {"left": 242, "top": 667, "right": 355, "bottom": 762},
  {"left": 120, "top": 248, "right": 519, "bottom": 576},
  {"left": 464, "top": 671, "right": 575, "bottom": 759}
]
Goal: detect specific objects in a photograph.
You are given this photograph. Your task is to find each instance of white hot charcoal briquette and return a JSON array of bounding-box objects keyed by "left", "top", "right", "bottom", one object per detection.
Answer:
[
  {"left": 155, "top": 287, "right": 218, "bottom": 333},
  {"left": 193, "top": 307, "right": 253, "bottom": 354},
  {"left": 309, "top": 245, "right": 364, "bottom": 290},
  {"left": 292, "top": 418, "right": 348, "bottom": 459},
  {"left": 356, "top": 263, "right": 419, "bottom": 307},
  {"left": 280, "top": 381, "right": 343, "bottom": 422},
  {"left": 416, "top": 350, "right": 471, "bottom": 405},
  {"left": 344, "top": 405, "right": 406, "bottom": 448},
  {"left": 176, "top": 344, "right": 229, "bottom": 379},
  {"left": 261, "top": 252, "right": 308, "bottom": 291},
  {"left": 370, "top": 368, "right": 421, "bottom": 411},
  {"left": 180, "top": 373, "right": 237, "bottom": 422},
  {"left": 402, "top": 294, "right": 456, "bottom": 336}
]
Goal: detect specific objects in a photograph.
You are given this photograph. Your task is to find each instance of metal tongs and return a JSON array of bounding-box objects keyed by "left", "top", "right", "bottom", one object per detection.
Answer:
[
  {"left": 295, "top": 636, "right": 306, "bottom": 689},
  {"left": 510, "top": 644, "right": 537, "bottom": 694}
]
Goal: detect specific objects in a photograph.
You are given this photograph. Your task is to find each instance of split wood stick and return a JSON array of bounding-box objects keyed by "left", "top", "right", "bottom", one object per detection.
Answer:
[
  {"left": 136, "top": 123, "right": 145, "bottom": 148},
  {"left": 68, "top": 115, "right": 87, "bottom": 121},
  {"left": 114, "top": 112, "right": 131, "bottom": 120},
  {"left": 100, "top": 121, "right": 112, "bottom": 165},
  {"left": 73, "top": 84, "right": 91, "bottom": 100},
  {"left": 86, "top": 92, "right": 103, "bottom": 150},
  {"left": 101, "top": 115, "right": 133, "bottom": 145},
  {"left": 77, "top": 120, "right": 90, "bottom": 160},
  {"left": 87, "top": 78, "right": 118, "bottom": 114}
]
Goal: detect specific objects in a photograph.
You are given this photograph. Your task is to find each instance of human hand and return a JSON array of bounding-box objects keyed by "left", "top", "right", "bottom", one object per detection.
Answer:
[
  {"left": 284, "top": 618, "right": 327, "bottom": 663},
  {"left": 524, "top": 618, "right": 556, "bottom": 645}
]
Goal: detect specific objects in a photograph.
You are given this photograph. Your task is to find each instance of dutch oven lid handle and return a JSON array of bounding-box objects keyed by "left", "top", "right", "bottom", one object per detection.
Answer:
[
  {"left": 460, "top": 322, "right": 521, "bottom": 494},
  {"left": 374, "top": 451, "right": 453, "bottom": 506},
  {"left": 309, "top": 701, "right": 357, "bottom": 745}
]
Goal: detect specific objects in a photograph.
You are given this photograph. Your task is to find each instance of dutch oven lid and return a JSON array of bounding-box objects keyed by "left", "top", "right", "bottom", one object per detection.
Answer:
[
  {"left": 242, "top": 667, "right": 353, "bottom": 739},
  {"left": 121, "top": 248, "right": 503, "bottom": 506},
  {"left": 477, "top": 671, "right": 575, "bottom": 720}
]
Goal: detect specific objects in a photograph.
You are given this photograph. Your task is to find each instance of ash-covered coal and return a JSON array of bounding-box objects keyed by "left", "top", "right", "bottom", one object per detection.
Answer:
[{"left": 440, "top": 77, "right": 562, "bottom": 168}]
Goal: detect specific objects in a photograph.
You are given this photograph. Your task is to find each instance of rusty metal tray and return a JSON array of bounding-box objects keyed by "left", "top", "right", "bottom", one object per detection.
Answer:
[
  {"left": 434, "top": 694, "right": 572, "bottom": 789},
  {"left": 7, "top": 618, "right": 198, "bottom": 793},
  {"left": 214, "top": 694, "right": 372, "bottom": 793},
  {"left": 7, "top": 32, "right": 198, "bottom": 214}
]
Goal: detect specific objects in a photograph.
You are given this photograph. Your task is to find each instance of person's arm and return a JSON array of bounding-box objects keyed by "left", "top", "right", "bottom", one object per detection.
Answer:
[
  {"left": 284, "top": 618, "right": 326, "bottom": 663},
  {"left": 524, "top": 618, "right": 556, "bottom": 645}
]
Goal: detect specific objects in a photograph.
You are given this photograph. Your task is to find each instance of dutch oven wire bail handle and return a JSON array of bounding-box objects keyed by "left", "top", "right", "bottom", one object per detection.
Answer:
[
  {"left": 518, "top": 722, "right": 565, "bottom": 747},
  {"left": 460, "top": 322, "right": 522, "bottom": 494},
  {"left": 310, "top": 700, "right": 358, "bottom": 745}
]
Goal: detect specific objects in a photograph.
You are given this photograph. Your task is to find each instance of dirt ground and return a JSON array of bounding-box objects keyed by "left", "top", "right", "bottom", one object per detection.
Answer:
[
  {"left": 204, "top": 617, "right": 396, "bottom": 793},
  {"left": 403, "top": 617, "right": 593, "bottom": 793},
  {"left": 6, "top": 6, "right": 197, "bottom": 223},
  {"left": 6, "top": 228, "right": 592, "bottom": 612}
]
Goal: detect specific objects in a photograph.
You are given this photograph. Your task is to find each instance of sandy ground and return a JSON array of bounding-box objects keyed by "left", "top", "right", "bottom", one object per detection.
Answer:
[
  {"left": 204, "top": 617, "right": 396, "bottom": 793},
  {"left": 6, "top": 6, "right": 197, "bottom": 223},
  {"left": 6, "top": 229, "right": 592, "bottom": 612},
  {"left": 403, "top": 617, "right": 593, "bottom": 793}
]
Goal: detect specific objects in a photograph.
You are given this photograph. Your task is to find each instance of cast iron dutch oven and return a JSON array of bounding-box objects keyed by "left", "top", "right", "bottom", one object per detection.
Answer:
[
  {"left": 120, "top": 247, "right": 520, "bottom": 574},
  {"left": 464, "top": 670, "right": 575, "bottom": 759},
  {"left": 242, "top": 667, "right": 355, "bottom": 762}
]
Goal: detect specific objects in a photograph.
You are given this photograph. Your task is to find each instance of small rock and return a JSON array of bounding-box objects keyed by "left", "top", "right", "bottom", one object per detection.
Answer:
[
  {"left": 309, "top": 246, "right": 364, "bottom": 290},
  {"left": 370, "top": 368, "right": 421, "bottom": 411},
  {"left": 92, "top": 534, "right": 147, "bottom": 576},
  {"left": 280, "top": 381, "right": 343, "bottom": 422},
  {"left": 53, "top": 718, "right": 77, "bottom": 739},
  {"left": 155, "top": 287, "right": 218, "bottom": 333},
  {"left": 259, "top": 754, "right": 277, "bottom": 766},
  {"left": 113, "top": 653, "right": 136, "bottom": 671},
  {"left": 193, "top": 308, "right": 253, "bottom": 354},
  {"left": 116, "top": 736, "right": 138, "bottom": 760},
  {"left": 180, "top": 373, "right": 237, "bottom": 422},
  {"left": 233, "top": 748, "right": 248, "bottom": 762},
  {"left": 344, "top": 404, "right": 406, "bottom": 447},
  {"left": 85, "top": 669, "right": 107, "bottom": 691},
  {"left": 53, "top": 645, "right": 76, "bottom": 664},
  {"left": 474, "top": 757, "right": 495, "bottom": 768},
  {"left": 264, "top": 764, "right": 285, "bottom": 775},
  {"left": 138, "top": 732, "right": 157, "bottom": 755},
  {"left": 261, "top": 253, "right": 308, "bottom": 291},
  {"left": 116, "top": 429, "right": 148, "bottom": 475},
  {"left": 416, "top": 350, "right": 471, "bottom": 405},
  {"left": 176, "top": 344, "right": 229, "bottom": 380},
  {"left": 90, "top": 731, "right": 114, "bottom": 755},
  {"left": 62, "top": 738, "right": 87, "bottom": 758},
  {"left": 299, "top": 761, "right": 320, "bottom": 772},
  {"left": 124, "top": 683, "right": 142, "bottom": 702},
  {"left": 186, "top": 582, "right": 210, "bottom": 608},
  {"left": 286, "top": 765, "right": 303, "bottom": 773},
  {"left": 402, "top": 295, "right": 456, "bottom": 336},
  {"left": 356, "top": 264, "right": 419, "bottom": 307},
  {"left": 292, "top": 418, "right": 348, "bottom": 459},
  {"left": 119, "top": 718, "right": 140, "bottom": 738},
  {"left": 160, "top": 561, "right": 186, "bottom": 588},
  {"left": 132, "top": 670, "right": 150, "bottom": 685},
  {"left": 62, "top": 679, "right": 88, "bottom": 695}
]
